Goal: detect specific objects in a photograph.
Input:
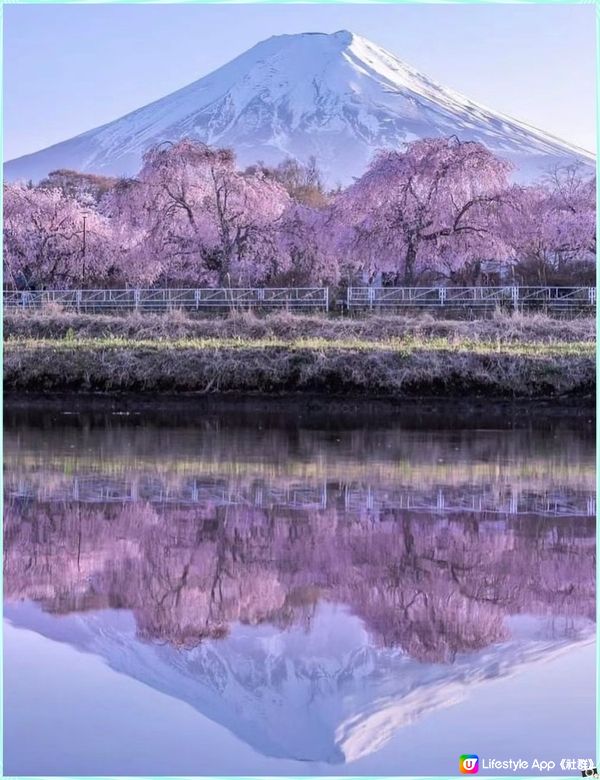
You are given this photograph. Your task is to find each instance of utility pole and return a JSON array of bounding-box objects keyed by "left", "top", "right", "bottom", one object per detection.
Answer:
[{"left": 81, "top": 211, "right": 89, "bottom": 287}]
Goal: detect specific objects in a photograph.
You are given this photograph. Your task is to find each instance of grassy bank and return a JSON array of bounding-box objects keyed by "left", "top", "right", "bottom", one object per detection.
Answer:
[
  {"left": 5, "top": 308, "right": 595, "bottom": 342},
  {"left": 4, "top": 311, "right": 595, "bottom": 398}
]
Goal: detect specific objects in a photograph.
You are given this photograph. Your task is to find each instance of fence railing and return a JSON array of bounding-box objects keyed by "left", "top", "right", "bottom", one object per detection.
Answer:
[
  {"left": 346, "top": 286, "right": 597, "bottom": 309},
  {"left": 2, "top": 286, "right": 596, "bottom": 313},
  {"left": 3, "top": 287, "right": 330, "bottom": 312}
]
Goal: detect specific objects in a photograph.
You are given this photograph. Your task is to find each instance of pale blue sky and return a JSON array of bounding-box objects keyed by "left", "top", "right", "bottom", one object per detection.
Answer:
[{"left": 4, "top": 3, "right": 597, "bottom": 161}]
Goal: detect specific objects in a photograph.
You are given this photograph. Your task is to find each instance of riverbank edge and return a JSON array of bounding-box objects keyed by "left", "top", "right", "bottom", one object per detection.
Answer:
[
  {"left": 4, "top": 389, "right": 595, "bottom": 423},
  {"left": 4, "top": 342, "right": 595, "bottom": 400}
]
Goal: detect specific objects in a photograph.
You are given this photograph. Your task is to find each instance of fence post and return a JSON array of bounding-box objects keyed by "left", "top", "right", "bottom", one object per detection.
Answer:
[
  {"left": 439, "top": 287, "right": 446, "bottom": 306},
  {"left": 134, "top": 289, "right": 141, "bottom": 312},
  {"left": 324, "top": 287, "right": 329, "bottom": 312},
  {"left": 368, "top": 286, "right": 374, "bottom": 311},
  {"left": 512, "top": 286, "right": 519, "bottom": 311},
  {"left": 588, "top": 287, "right": 596, "bottom": 306},
  {"left": 76, "top": 289, "right": 82, "bottom": 314}
]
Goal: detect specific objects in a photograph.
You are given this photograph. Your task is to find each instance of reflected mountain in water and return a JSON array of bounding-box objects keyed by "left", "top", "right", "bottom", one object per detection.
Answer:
[
  {"left": 4, "top": 502, "right": 596, "bottom": 653},
  {"left": 5, "top": 599, "right": 593, "bottom": 764},
  {"left": 4, "top": 500, "right": 595, "bottom": 762},
  {"left": 3, "top": 406, "right": 596, "bottom": 764}
]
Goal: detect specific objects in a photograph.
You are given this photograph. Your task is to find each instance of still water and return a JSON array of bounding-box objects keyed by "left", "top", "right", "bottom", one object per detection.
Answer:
[{"left": 3, "top": 402, "right": 596, "bottom": 776}]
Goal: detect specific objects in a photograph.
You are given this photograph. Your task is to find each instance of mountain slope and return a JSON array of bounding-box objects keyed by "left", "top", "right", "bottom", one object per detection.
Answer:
[{"left": 5, "top": 30, "right": 595, "bottom": 185}]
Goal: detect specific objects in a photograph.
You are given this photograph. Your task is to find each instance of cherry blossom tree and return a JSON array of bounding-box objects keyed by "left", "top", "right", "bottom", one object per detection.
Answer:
[
  {"left": 118, "top": 140, "right": 293, "bottom": 286},
  {"left": 502, "top": 164, "right": 596, "bottom": 284},
  {"left": 100, "top": 177, "right": 166, "bottom": 286},
  {"left": 3, "top": 183, "right": 113, "bottom": 288},
  {"left": 276, "top": 203, "right": 340, "bottom": 285},
  {"left": 334, "top": 137, "right": 513, "bottom": 284},
  {"left": 3, "top": 137, "right": 595, "bottom": 290}
]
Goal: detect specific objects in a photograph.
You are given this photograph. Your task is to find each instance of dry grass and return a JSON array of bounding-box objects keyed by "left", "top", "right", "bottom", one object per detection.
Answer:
[
  {"left": 4, "top": 309, "right": 594, "bottom": 398},
  {"left": 4, "top": 308, "right": 596, "bottom": 344},
  {"left": 4, "top": 341, "right": 594, "bottom": 398}
]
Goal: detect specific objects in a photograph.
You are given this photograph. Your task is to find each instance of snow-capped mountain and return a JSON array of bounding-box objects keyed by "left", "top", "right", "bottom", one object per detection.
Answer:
[
  {"left": 4, "top": 30, "right": 594, "bottom": 185},
  {"left": 4, "top": 600, "right": 595, "bottom": 764}
]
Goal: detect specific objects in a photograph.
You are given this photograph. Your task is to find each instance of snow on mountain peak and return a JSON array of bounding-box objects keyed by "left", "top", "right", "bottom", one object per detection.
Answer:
[{"left": 4, "top": 29, "right": 594, "bottom": 184}]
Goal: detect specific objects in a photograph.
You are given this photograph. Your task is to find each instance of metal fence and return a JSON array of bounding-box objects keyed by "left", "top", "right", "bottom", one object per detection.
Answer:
[
  {"left": 3, "top": 287, "right": 330, "bottom": 313},
  {"left": 2, "top": 286, "right": 596, "bottom": 314},
  {"left": 346, "top": 286, "right": 597, "bottom": 310}
]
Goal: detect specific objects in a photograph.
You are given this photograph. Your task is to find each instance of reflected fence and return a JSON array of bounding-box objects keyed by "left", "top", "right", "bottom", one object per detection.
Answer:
[
  {"left": 6, "top": 474, "right": 596, "bottom": 518},
  {"left": 2, "top": 285, "right": 596, "bottom": 314}
]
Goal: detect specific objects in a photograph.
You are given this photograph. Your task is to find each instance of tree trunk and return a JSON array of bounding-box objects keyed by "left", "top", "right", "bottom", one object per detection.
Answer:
[{"left": 403, "top": 243, "right": 417, "bottom": 285}]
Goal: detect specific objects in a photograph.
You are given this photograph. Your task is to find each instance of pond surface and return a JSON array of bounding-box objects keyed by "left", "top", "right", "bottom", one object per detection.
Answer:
[{"left": 3, "top": 402, "right": 596, "bottom": 776}]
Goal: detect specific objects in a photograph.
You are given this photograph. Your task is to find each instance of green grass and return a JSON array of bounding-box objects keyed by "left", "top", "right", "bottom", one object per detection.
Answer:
[{"left": 5, "top": 335, "right": 594, "bottom": 357}]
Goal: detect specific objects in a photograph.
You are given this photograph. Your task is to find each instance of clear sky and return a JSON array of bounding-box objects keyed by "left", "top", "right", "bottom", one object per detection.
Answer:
[{"left": 3, "top": 3, "right": 597, "bottom": 161}]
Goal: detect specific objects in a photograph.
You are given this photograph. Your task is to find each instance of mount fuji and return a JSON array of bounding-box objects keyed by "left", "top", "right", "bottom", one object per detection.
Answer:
[{"left": 4, "top": 30, "right": 595, "bottom": 185}]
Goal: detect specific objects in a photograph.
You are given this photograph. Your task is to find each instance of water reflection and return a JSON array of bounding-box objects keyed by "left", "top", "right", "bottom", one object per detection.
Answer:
[
  {"left": 3, "top": 404, "right": 596, "bottom": 770},
  {"left": 4, "top": 501, "right": 596, "bottom": 655}
]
